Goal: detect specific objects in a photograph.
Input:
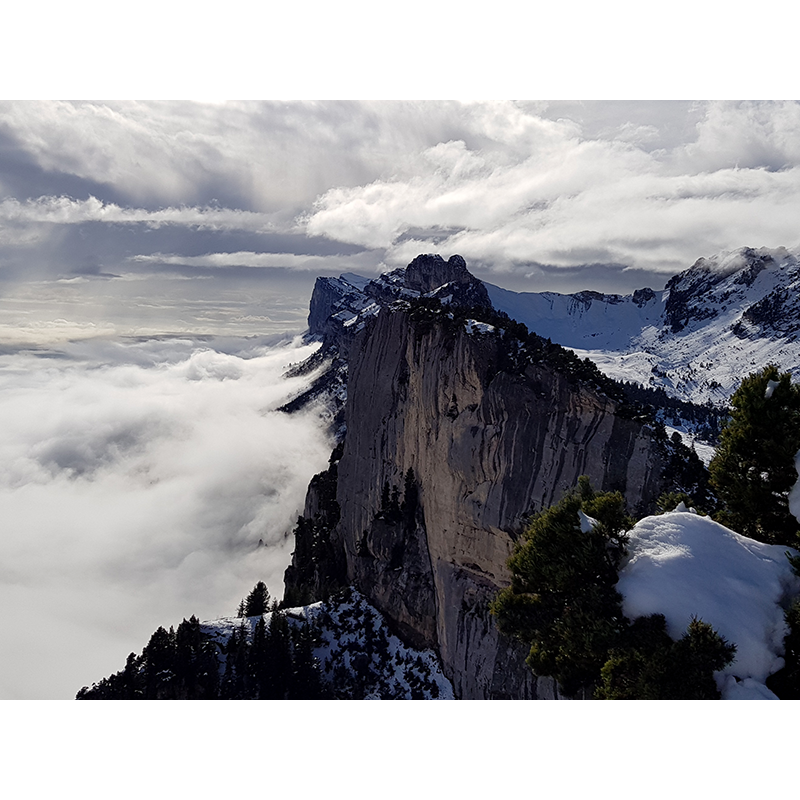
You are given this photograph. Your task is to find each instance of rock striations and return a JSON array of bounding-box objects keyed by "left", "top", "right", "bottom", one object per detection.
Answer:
[{"left": 284, "top": 254, "right": 673, "bottom": 699}]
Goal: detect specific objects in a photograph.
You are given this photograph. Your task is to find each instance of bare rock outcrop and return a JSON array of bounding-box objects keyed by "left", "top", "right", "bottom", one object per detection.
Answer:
[{"left": 287, "top": 292, "right": 669, "bottom": 698}]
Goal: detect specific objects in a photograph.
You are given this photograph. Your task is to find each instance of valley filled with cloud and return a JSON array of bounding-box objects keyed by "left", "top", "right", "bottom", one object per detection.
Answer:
[{"left": 0, "top": 335, "right": 331, "bottom": 698}]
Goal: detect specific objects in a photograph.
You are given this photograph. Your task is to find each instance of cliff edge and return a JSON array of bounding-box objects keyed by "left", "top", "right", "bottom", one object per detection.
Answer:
[{"left": 284, "top": 255, "right": 672, "bottom": 698}]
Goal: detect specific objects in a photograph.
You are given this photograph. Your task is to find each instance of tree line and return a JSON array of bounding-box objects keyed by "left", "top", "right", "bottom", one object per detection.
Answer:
[{"left": 77, "top": 583, "right": 329, "bottom": 700}]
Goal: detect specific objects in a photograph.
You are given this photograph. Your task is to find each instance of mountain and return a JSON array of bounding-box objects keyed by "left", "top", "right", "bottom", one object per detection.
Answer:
[
  {"left": 283, "top": 254, "right": 705, "bottom": 698},
  {"left": 487, "top": 246, "right": 800, "bottom": 407},
  {"left": 78, "top": 248, "right": 800, "bottom": 700}
]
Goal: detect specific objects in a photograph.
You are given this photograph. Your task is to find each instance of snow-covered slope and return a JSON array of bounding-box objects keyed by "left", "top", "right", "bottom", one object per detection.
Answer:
[
  {"left": 484, "top": 284, "right": 661, "bottom": 351},
  {"left": 617, "top": 509, "right": 800, "bottom": 700},
  {"left": 487, "top": 246, "right": 800, "bottom": 406},
  {"left": 202, "top": 589, "right": 454, "bottom": 700}
]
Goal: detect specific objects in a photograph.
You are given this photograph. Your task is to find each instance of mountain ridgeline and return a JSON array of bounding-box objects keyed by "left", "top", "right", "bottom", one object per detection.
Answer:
[
  {"left": 485, "top": 246, "right": 800, "bottom": 407},
  {"left": 283, "top": 254, "right": 710, "bottom": 698}
]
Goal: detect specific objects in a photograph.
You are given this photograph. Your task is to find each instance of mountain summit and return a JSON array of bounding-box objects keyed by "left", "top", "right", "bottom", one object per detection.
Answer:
[{"left": 283, "top": 254, "right": 702, "bottom": 698}]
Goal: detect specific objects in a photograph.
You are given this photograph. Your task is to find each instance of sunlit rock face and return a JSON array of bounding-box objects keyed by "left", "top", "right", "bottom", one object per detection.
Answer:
[
  {"left": 286, "top": 254, "right": 669, "bottom": 698},
  {"left": 330, "top": 306, "right": 665, "bottom": 698}
]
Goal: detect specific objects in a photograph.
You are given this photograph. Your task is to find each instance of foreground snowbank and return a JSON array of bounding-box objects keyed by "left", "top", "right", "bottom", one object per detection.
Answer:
[{"left": 617, "top": 511, "right": 800, "bottom": 700}]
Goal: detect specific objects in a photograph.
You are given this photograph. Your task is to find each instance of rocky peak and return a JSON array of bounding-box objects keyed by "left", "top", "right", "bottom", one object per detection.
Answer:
[
  {"left": 632, "top": 287, "right": 656, "bottom": 307},
  {"left": 663, "top": 246, "right": 794, "bottom": 334},
  {"left": 405, "top": 253, "right": 470, "bottom": 293}
]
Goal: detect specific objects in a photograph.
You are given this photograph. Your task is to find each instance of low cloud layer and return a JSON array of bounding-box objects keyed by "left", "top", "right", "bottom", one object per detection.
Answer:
[{"left": 0, "top": 336, "right": 332, "bottom": 698}]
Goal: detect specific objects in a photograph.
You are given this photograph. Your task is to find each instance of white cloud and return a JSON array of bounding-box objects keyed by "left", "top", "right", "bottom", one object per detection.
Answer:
[
  {"left": 0, "top": 100, "right": 511, "bottom": 212},
  {"left": 0, "top": 195, "right": 277, "bottom": 231},
  {"left": 128, "top": 250, "right": 381, "bottom": 273},
  {"left": 3, "top": 100, "right": 800, "bottom": 294},
  {"left": 0, "top": 336, "right": 332, "bottom": 698},
  {"left": 678, "top": 100, "right": 800, "bottom": 172},
  {"left": 304, "top": 101, "right": 800, "bottom": 277}
]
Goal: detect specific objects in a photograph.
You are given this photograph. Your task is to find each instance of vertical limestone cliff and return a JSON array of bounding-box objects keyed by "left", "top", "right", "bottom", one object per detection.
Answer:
[{"left": 287, "top": 296, "right": 669, "bottom": 699}]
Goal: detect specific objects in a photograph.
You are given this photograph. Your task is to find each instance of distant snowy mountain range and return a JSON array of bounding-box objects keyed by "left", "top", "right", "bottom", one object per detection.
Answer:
[{"left": 487, "top": 246, "right": 800, "bottom": 406}]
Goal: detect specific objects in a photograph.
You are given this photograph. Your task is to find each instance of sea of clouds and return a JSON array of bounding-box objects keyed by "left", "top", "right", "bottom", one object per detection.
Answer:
[{"left": 0, "top": 334, "right": 332, "bottom": 699}]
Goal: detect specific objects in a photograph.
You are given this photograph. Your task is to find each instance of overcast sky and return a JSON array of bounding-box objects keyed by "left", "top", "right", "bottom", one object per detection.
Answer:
[{"left": 2, "top": 99, "right": 800, "bottom": 343}]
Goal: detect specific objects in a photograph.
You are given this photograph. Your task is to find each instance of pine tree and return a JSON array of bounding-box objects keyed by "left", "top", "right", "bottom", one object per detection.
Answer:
[
  {"left": 221, "top": 621, "right": 250, "bottom": 699},
  {"left": 248, "top": 615, "right": 270, "bottom": 698},
  {"left": 289, "top": 620, "right": 327, "bottom": 699},
  {"left": 174, "top": 615, "right": 220, "bottom": 699},
  {"left": 264, "top": 605, "right": 292, "bottom": 699},
  {"left": 596, "top": 614, "right": 735, "bottom": 699},
  {"left": 142, "top": 625, "right": 177, "bottom": 699},
  {"left": 709, "top": 364, "right": 800, "bottom": 545},
  {"left": 401, "top": 467, "right": 419, "bottom": 523},
  {"left": 490, "top": 479, "right": 631, "bottom": 695},
  {"left": 244, "top": 581, "right": 271, "bottom": 617}
]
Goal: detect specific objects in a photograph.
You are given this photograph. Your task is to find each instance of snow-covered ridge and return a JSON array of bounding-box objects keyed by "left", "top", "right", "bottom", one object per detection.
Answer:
[{"left": 488, "top": 246, "right": 800, "bottom": 406}]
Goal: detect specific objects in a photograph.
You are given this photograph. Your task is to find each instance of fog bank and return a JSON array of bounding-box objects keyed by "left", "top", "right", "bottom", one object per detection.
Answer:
[{"left": 0, "top": 335, "right": 331, "bottom": 698}]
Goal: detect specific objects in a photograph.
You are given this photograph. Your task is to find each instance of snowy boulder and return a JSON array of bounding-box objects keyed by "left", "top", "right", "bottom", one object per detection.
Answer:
[
  {"left": 464, "top": 319, "right": 496, "bottom": 336},
  {"left": 578, "top": 509, "right": 598, "bottom": 533},
  {"left": 617, "top": 511, "right": 800, "bottom": 699}
]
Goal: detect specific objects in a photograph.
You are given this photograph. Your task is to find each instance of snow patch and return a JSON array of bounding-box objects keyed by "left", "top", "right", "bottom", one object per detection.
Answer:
[
  {"left": 578, "top": 509, "right": 598, "bottom": 533},
  {"left": 617, "top": 512, "right": 800, "bottom": 699},
  {"left": 339, "top": 272, "right": 372, "bottom": 291},
  {"left": 464, "top": 319, "right": 496, "bottom": 336}
]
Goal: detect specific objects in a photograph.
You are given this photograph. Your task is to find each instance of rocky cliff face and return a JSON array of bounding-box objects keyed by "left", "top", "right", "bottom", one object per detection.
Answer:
[
  {"left": 285, "top": 258, "right": 671, "bottom": 698},
  {"left": 331, "top": 308, "right": 665, "bottom": 698}
]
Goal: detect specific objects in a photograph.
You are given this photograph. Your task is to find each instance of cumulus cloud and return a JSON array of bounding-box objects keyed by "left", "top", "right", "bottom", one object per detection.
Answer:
[
  {"left": 303, "top": 100, "right": 800, "bottom": 279},
  {"left": 0, "top": 336, "right": 332, "bottom": 698}
]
